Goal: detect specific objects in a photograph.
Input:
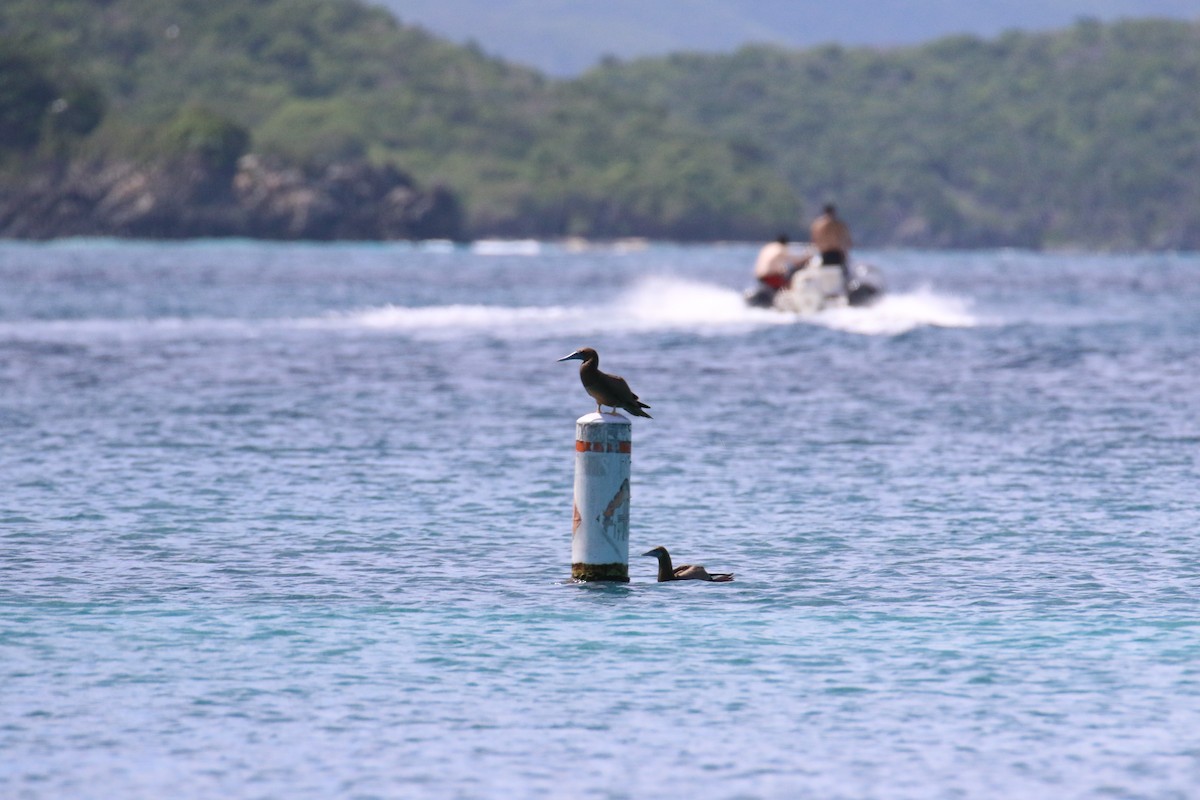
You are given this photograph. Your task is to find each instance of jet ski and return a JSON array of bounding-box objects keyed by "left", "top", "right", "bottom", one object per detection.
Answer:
[{"left": 745, "top": 256, "right": 885, "bottom": 314}]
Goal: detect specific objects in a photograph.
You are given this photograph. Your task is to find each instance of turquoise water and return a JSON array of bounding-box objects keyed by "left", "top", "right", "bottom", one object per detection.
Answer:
[{"left": 2, "top": 241, "right": 1198, "bottom": 799}]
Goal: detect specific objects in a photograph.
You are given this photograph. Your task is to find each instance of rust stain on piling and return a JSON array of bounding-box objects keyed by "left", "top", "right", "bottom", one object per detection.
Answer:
[
  {"left": 602, "top": 479, "right": 630, "bottom": 520},
  {"left": 572, "top": 503, "right": 581, "bottom": 537}
]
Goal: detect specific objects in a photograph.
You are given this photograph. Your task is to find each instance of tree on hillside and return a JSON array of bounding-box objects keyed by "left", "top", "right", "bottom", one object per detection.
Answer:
[{"left": 0, "top": 43, "right": 105, "bottom": 157}]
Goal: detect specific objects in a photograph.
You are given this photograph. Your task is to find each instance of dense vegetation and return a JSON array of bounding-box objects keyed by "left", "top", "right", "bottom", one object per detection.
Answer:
[
  {"left": 584, "top": 19, "right": 1200, "bottom": 248},
  {"left": 0, "top": 45, "right": 105, "bottom": 156},
  {"left": 2, "top": 0, "right": 1198, "bottom": 247},
  {"left": 0, "top": 0, "right": 797, "bottom": 240}
]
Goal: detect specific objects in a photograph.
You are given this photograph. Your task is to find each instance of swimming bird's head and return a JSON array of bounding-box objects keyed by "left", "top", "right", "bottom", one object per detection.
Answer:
[
  {"left": 642, "top": 546, "right": 668, "bottom": 559},
  {"left": 557, "top": 347, "right": 596, "bottom": 363}
]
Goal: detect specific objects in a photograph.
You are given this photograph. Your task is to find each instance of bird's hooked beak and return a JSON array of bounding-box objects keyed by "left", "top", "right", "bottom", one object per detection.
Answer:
[
  {"left": 642, "top": 548, "right": 661, "bottom": 557},
  {"left": 557, "top": 350, "right": 585, "bottom": 362}
]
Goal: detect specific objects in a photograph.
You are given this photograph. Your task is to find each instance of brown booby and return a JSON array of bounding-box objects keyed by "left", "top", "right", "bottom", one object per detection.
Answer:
[
  {"left": 643, "top": 546, "right": 733, "bottom": 582},
  {"left": 558, "top": 347, "right": 652, "bottom": 418}
]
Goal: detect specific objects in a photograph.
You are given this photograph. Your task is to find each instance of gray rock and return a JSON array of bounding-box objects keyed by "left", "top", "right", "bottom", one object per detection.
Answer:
[{"left": 0, "top": 154, "right": 463, "bottom": 241}]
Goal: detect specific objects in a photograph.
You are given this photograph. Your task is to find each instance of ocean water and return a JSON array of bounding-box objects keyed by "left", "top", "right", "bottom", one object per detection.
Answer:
[{"left": 1, "top": 240, "right": 1198, "bottom": 799}]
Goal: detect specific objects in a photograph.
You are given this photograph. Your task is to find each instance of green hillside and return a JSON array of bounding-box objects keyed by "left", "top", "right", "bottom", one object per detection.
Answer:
[
  {"left": 582, "top": 19, "right": 1200, "bottom": 248},
  {"left": 3, "top": 1, "right": 1198, "bottom": 247},
  {"left": 0, "top": 0, "right": 798, "bottom": 240}
]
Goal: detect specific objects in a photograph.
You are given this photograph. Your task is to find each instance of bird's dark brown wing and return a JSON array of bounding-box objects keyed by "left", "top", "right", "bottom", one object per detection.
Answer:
[
  {"left": 673, "top": 564, "right": 733, "bottom": 582},
  {"left": 608, "top": 374, "right": 652, "bottom": 417}
]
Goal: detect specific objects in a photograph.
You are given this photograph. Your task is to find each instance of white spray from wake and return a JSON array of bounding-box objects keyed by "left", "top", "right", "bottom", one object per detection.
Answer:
[
  {"left": 332, "top": 275, "right": 978, "bottom": 338},
  {"left": 0, "top": 276, "right": 978, "bottom": 341},
  {"left": 810, "top": 284, "right": 979, "bottom": 335}
]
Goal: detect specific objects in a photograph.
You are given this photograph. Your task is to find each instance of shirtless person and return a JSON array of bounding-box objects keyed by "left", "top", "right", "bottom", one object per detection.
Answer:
[
  {"left": 753, "top": 234, "right": 799, "bottom": 292},
  {"left": 810, "top": 204, "right": 852, "bottom": 268},
  {"left": 746, "top": 233, "right": 809, "bottom": 307}
]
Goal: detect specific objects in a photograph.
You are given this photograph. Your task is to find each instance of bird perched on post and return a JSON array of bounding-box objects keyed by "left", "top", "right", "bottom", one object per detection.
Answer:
[
  {"left": 642, "top": 546, "right": 733, "bottom": 582},
  {"left": 558, "top": 347, "right": 652, "bottom": 418}
]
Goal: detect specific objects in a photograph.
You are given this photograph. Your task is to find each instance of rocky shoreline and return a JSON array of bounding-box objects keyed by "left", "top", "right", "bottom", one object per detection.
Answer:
[{"left": 0, "top": 154, "right": 463, "bottom": 241}]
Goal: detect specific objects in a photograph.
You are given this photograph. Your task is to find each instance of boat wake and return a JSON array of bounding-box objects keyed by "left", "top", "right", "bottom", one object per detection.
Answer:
[
  {"left": 0, "top": 277, "right": 977, "bottom": 343},
  {"left": 809, "top": 285, "right": 979, "bottom": 335},
  {"left": 331, "top": 276, "right": 979, "bottom": 338},
  {"left": 303, "top": 276, "right": 776, "bottom": 340}
]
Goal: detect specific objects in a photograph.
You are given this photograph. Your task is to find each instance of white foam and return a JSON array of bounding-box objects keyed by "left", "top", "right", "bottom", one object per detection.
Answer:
[
  {"left": 813, "top": 285, "right": 980, "bottom": 336},
  {"left": 0, "top": 316, "right": 264, "bottom": 342},
  {"left": 327, "top": 276, "right": 978, "bottom": 338},
  {"left": 610, "top": 275, "right": 792, "bottom": 331},
  {"left": 471, "top": 239, "right": 542, "bottom": 256},
  {"left": 321, "top": 276, "right": 788, "bottom": 339},
  {"left": 342, "top": 303, "right": 580, "bottom": 330},
  {"left": 0, "top": 277, "right": 978, "bottom": 343}
]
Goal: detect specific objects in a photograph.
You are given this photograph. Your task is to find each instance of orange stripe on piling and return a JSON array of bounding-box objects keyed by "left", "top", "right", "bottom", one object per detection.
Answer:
[{"left": 575, "top": 440, "right": 633, "bottom": 453}]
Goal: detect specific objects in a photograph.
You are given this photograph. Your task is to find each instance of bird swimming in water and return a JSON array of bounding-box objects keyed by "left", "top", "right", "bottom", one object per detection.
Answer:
[
  {"left": 643, "top": 546, "right": 733, "bottom": 582},
  {"left": 558, "top": 347, "right": 652, "bottom": 418}
]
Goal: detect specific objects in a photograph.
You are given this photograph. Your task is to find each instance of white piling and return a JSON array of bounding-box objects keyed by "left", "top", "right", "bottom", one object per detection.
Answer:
[{"left": 570, "top": 411, "right": 632, "bottom": 582}]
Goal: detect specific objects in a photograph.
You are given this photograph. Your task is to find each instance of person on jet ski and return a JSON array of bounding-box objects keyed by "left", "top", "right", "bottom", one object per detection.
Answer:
[
  {"left": 811, "top": 203, "right": 883, "bottom": 305},
  {"left": 753, "top": 233, "right": 807, "bottom": 293},
  {"left": 753, "top": 232, "right": 801, "bottom": 292},
  {"left": 810, "top": 203, "right": 852, "bottom": 281}
]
